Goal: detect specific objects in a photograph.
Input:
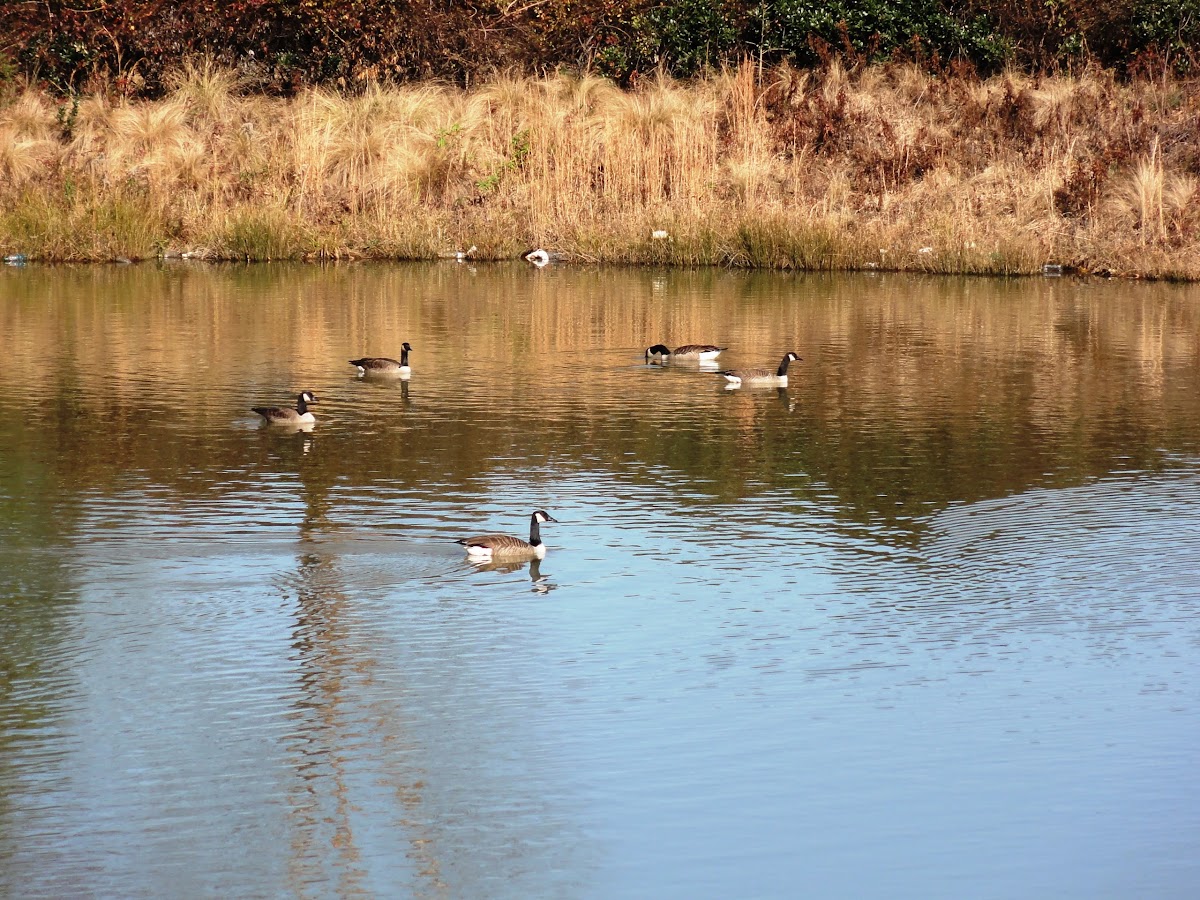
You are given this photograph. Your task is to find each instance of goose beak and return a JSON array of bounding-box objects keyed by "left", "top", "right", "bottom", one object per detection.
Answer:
[{"left": 544, "top": 514, "right": 559, "bottom": 523}]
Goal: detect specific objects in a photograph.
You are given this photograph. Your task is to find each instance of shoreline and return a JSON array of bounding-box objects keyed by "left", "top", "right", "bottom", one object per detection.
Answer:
[
  {"left": 2, "top": 64, "right": 1198, "bottom": 280},
  {"left": 6, "top": 254, "right": 1156, "bottom": 286}
]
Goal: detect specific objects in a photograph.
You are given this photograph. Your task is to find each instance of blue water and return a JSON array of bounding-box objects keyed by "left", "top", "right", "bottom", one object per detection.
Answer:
[{"left": 1, "top": 262, "right": 1198, "bottom": 898}]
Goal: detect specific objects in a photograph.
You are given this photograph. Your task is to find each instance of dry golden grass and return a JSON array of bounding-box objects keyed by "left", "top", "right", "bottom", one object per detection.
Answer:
[
  {"left": 1, "top": 63, "right": 1198, "bottom": 276},
  {"left": 0, "top": 91, "right": 54, "bottom": 139},
  {"left": 0, "top": 127, "right": 52, "bottom": 186}
]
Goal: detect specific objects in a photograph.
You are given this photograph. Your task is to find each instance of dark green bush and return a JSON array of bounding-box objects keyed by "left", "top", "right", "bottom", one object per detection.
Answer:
[
  {"left": 0, "top": 1, "right": 1191, "bottom": 95},
  {"left": 746, "top": 0, "right": 1010, "bottom": 70},
  {"left": 1131, "top": 0, "right": 1200, "bottom": 73},
  {"left": 631, "top": 0, "right": 739, "bottom": 76}
]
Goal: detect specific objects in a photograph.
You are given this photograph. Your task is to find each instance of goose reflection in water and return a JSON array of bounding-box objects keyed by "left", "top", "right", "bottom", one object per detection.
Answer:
[
  {"left": 717, "top": 386, "right": 794, "bottom": 411},
  {"left": 468, "top": 557, "right": 556, "bottom": 594},
  {"left": 351, "top": 375, "right": 411, "bottom": 407},
  {"left": 647, "top": 356, "right": 720, "bottom": 372}
]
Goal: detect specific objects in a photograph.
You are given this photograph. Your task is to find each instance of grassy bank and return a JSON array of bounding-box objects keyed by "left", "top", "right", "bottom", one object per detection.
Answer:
[{"left": 2, "top": 62, "right": 1199, "bottom": 278}]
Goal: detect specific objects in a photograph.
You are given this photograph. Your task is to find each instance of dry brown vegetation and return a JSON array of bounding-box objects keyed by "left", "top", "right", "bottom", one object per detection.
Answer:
[{"left": 2, "top": 61, "right": 1199, "bottom": 278}]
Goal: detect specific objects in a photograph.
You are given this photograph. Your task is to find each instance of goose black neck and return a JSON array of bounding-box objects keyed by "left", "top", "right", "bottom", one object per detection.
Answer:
[
  {"left": 776, "top": 356, "right": 794, "bottom": 377},
  {"left": 296, "top": 394, "right": 310, "bottom": 413},
  {"left": 400, "top": 347, "right": 409, "bottom": 366},
  {"left": 529, "top": 513, "right": 543, "bottom": 547}
]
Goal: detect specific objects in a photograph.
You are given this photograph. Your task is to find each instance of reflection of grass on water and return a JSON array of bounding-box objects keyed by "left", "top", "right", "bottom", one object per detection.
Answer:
[{"left": 2, "top": 60, "right": 1199, "bottom": 277}]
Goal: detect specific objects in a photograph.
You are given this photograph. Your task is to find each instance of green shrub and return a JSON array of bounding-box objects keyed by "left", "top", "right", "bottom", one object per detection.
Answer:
[
  {"left": 0, "top": 0, "right": 1190, "bottom": 92},
  {"left": 747, "top": 0, "right": 1010, "bottom": 71},
  {"left": 1132, "top": 0, "right": 1200, "bottom": 73},
  {"left": 631, "top": 0, "right": 739, "bottom": 76}
]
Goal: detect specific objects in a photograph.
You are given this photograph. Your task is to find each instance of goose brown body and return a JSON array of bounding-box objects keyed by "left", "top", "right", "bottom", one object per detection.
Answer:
[
  {"left": 459, "top": 533, "right": 538, "bottom": 553},
  {"left": 351, "top": 343, "right": 412, "bottom": 374},
  {"left": 252, "top": 391, "right": 318, "bottom": 423},
  {"left": 645, "top": 343, "right": 726, "bottom": 361},
  {"left": 718, "top": 351, "right": 801, "bottom": 386},
  {"left": 671, "top": 343, "right": 726, "bottom": 358},
  {"left": 722, "top": 366, "right": 775, "bottom": 380}
]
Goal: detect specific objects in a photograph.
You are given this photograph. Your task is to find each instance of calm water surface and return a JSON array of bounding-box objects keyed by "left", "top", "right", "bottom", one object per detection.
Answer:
[{"left": 1, "top": 262, "right": 1199, "bottom": 898}]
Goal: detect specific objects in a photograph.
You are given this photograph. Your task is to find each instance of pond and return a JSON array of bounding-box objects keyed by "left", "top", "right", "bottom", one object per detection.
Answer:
[{"left": 1, "top": 261, "right": 1199, "bottom": 898}]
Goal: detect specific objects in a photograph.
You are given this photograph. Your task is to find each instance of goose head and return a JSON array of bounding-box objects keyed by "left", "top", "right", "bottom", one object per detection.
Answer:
[
  {"left": 645, "top": 344, "right": 671, "bottom": 360},
  {"left": 532, "top": 510, "right": 558, "bottom": 524}
]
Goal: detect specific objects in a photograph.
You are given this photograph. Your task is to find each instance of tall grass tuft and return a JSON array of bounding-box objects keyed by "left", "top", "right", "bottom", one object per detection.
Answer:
[
  {"left": 732, "top": 217, "right": 847, "bottom": 270},
  {"left": 1, "top": 186, "right": 169, "bottom": 260},
  {"left": 1119, "top": 141, "right": 1166, "bottom": 245},
  {"left": 166, "top": 56, "right": 240, "bottom": 124},
  {"left": 0, "top": 127, "right": 52, "bottom": 186},
  {"left": 213, "top": 206, "right": 311, "bottom": 261}
]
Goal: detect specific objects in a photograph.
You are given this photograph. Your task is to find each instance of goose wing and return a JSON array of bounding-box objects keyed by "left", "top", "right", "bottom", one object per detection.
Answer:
[
  {"left": 674, "top": 344, "right": 724, "bottom": 355},
  {"left": 252, "top": 406, "right": 299, "bottom": 421},
  {"left": 456, "top": 533, "right": 533, "bottom": 552},
  {"left": 350, "top": 357, "right": 401, "bottom": 370},
  {"left": 721, "top": 367, "right": 774, "bottom": 380}
]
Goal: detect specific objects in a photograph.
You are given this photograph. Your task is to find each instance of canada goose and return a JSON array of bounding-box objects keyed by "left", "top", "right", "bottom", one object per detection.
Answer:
[
  {"left": 438, "top": 245, "right": 477, "bottom": 261},
  {"left": 455, "top": 510, "right": 559, "bottom": 559},
  {"left": 252, "top": 391, "right": 318, "bottom": 424},
  {"left": 717, "top": 351, "right": 802, "bottom": 386},
  {"left": 350, "top": 343, "right": 412, "bottom": 376},
  {"left": 645, "top": 343, "right": 727, "bottom": 361}
]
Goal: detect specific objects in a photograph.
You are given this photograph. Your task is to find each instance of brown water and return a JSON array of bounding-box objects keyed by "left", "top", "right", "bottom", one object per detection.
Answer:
[{"left": 1, "top": 260, "right": 1199, "bottom": 898}]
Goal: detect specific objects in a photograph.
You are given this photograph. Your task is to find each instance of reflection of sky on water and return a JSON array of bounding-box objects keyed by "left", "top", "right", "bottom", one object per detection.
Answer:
[{"left": 4, "top": 458, "right": 1197, "bottom": 897}]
